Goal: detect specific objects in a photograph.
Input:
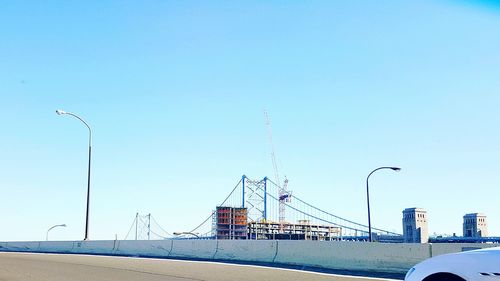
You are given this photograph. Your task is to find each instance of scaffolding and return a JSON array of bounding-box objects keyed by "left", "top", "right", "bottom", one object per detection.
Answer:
[
  {"left": 248, "top": 220, "right": 341, "bottom": 241},
  {"left": 216, "top": 207, "right": 248, "bottom": 240}
]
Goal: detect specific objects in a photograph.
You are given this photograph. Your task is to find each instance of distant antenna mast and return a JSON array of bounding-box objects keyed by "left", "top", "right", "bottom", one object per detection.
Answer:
[{"left": 264, "top": 110, "right": 291, "bottom": 231}]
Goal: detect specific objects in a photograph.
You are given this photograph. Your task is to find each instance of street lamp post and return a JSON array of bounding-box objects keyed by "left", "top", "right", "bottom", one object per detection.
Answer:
[
  {"left": 366, "top": 166, "right": 401, "bottom": 242},
  {"left": 56, "top": 110, "right": 92, "bottom": 241},
  {"left": 46, "top": 224, "right": 67, "bottom": 241},
  {"left": 173, "top": 232, "right": 200, "bottom": 238}
]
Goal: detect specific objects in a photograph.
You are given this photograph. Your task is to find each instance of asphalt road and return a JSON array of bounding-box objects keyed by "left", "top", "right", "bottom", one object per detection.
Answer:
[{"left": 0, "top": 252, "right": 399, "bottom": 281}]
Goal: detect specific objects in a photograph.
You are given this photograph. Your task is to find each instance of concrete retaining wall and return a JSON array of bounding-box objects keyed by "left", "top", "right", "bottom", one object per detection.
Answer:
[{"left": 1, "top": 240, "right": 497, "bottom": 274}]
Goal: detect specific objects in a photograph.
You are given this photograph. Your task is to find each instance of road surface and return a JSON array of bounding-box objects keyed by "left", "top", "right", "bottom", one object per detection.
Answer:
[{"left": 0, "top": 252, "right": 399, "bottom": 281}]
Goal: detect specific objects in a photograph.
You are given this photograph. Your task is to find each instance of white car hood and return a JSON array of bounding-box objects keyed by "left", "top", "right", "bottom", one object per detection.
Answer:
[{"left": 407, "top": 247, "right": 500, "bottom": 281}]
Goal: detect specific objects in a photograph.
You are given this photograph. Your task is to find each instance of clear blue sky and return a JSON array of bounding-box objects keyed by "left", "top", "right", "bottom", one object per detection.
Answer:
[{"left": 1, "top": 0, "right": 500, "bottom": 241}]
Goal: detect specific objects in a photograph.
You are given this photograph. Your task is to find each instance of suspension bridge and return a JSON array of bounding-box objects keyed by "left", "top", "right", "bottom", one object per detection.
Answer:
[{"left": 123, "top": 175, "right": 402, "bottom": 241}]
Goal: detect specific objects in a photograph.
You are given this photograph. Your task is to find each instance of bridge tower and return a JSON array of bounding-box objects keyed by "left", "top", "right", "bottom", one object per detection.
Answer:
[{"left": 242, "top": 176, "right": 268, "bottom": 222}]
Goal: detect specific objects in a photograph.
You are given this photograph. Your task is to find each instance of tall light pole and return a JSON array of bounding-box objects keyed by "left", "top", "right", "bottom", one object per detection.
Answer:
[
  {"left": 46, "top": 224, "right": 67, "bottom": 241},
  {"left": 366, "top": 166, "right": 401, "bottom": 242},
  {"left": 56, "top": 109, "right": 92, "bottom": 241}
]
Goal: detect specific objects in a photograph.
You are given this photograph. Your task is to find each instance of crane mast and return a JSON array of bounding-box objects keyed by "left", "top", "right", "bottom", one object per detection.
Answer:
[
  {"left": 264, "top": 110, "right": 281, "bottom": 188},
  {"left": 264, "top": 110, "right": 291, "bottom": 232}
]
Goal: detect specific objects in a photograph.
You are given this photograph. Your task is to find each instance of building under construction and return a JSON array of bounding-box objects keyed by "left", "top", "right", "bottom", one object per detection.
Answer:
[
  {"left": 248, "top": 220, "right": 341, "bottom": 240},
  {"left": 215, "top": 206, "right": 248, "bottom": 240},
  {"left": 214, "top": 206, "right": 341, "bottom": 240}
]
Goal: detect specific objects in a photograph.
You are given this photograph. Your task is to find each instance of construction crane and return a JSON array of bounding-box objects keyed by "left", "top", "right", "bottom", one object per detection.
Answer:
[{"left": 263, "top": 110, "right": 291, "bottom": 232}]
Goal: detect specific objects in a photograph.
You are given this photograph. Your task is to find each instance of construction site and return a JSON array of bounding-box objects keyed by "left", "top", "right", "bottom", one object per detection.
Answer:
[{"left": 214, "top": 206, "right": 342, "bottom": 240}]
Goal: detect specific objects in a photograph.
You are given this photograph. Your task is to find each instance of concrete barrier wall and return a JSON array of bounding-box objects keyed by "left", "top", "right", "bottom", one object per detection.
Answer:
[
  {"left": 430, "top": 243, "right": 497, "bottom": 257},
  {"left": 170, "top": 240, "right": 217, "bottom": 259},
  {"left": 274, "top": 241, "right": 430, "bottom": 273},
  {"left": 215, "top": 240, "right": 277, "bottom": 263},
  {"left": 115, "top": 240, "right": 173, "bottom": 257},
  {"left": 1, "top": 241, "right": 40, "bottom": 252},
  {"left": 1, "top": 240, "right": 498, "bottom": 274},
  {"left": 72, "top": 240, "right": 118, "bottom": 255},
  {"left": 38, "top": 241, "right": 75, "bottom": 253}
]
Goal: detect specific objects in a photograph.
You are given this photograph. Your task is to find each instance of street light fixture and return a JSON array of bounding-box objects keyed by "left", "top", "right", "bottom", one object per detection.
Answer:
[
  {"left": 366, "top": 166, "right": 401, "bottom": 242},
  {"left": 56, "top": 109, "right": 92, "bottom": 241},
  {"left": 46, "top": 224, "right": 67, "bottom": 241},
  {"left": 173, "top": 232, "right": 200, "bottom": 238}
]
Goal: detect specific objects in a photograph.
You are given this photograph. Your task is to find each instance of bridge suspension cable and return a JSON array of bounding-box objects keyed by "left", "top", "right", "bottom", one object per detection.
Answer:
[
  {"left": 188, "top": 178, "right": 243, "bottom": 234},
  {"left": 123, "top": 213, "right": 174, "bottom": 240},
  {"left": 265, "top": 178, "right": 401, "bottom": 236}
]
